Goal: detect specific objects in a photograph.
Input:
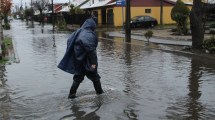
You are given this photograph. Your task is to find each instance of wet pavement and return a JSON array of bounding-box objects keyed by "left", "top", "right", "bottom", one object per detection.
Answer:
[
  {"left": 106, "top": 31, "right": 192, "bottom": 46},
  {"left": 0, "top": 20, "right": 215, "bottom": 120}
]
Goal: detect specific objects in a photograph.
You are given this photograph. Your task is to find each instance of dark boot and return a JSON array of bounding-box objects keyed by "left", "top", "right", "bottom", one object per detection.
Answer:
[
  {"left": 68, "top": 81, "right": 80, "bottom": 99},
  {"left": 93, "top": 80, "right": 104, "bottom": 94}
]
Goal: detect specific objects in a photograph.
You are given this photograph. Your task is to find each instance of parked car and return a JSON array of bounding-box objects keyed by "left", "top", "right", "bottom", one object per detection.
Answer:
[
  {"left": 8, "top": 16, "right": 13, "bottom": 21},
  {"left": 16, "top": 15, "right": 20, "bottom": 19},
  {"left": 125, "top": 15, "right": 158, "bottom": 28}
]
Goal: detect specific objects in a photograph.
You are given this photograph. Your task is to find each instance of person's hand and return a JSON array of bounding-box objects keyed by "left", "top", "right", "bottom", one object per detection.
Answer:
[{"left": 91, "top": 64, "right": 96, "bottom": 69}]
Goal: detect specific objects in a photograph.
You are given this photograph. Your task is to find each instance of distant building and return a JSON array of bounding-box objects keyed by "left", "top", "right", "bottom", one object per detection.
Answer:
[{"left": 80, "top": 0, "right": 193, "bottom": 26}]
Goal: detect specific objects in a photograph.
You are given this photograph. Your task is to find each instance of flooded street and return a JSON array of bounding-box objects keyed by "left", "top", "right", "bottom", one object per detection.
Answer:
[{"left": 1, "top": 20, "right": 215, "bottom": 120}]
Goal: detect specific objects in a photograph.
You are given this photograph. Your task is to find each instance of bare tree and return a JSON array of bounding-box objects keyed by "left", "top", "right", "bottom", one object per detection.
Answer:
[
  {"left": 0, "top": 0, "right": 12, "bottom": 56},
  {"left": 32, "top": 0, "right": 49, "bottom": 24}
]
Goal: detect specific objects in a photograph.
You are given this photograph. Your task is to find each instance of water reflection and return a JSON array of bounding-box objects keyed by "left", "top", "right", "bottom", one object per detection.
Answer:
[
  {"left": 124, "top": 43, "right": 132, "bottom": 65},
  {"left": 122, "top": 43, "right": 138, "bottom": 120},
  {"left": 31, "top": 29, "right": 35, "bottom": 35},
  {"left": 69, "top": 103, "right": 101, "bottom": 120},
  {"left": 60, "top": 96, "right": 103, "bottom": 120},
  {"left": 52, "top": 33, "right": 56, "bottom": 47},
  {"left": 26, "top": 20, "right": 34, "bottom": 28},
  {"left": 186, "top": 58, "right": 203, "bottom": 119},
  {"left": 41, "top": 26, "right": 44, "bottom": 33},
  {"left": 99, "top": 37, "right": 115, "bottom": 54},
  {"left": 166, "top": 56, "right": 215, "bottom": 119}
]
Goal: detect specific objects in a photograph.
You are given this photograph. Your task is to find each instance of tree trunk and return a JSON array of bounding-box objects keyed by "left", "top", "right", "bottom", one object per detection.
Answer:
[
  {"left": 4, "top": 15, "right": 8, "bottom": 24},
  {"left": 189, "top": 0, "right": 204, "bottom": 49},
  {"left": 0, "top": 16, "right": 3, "bottom": 58},
  {"left": 39, "top": 9, "right": 44, "bottom": 25}
]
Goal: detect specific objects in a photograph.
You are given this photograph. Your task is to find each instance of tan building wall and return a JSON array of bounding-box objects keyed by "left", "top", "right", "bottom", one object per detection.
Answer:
[
  {"left": 113, "top": 6, "right": 175, "bottom": 27},
  {"left": 90, "top": 1, "right": 192, "bottom": 27},
  {"left": 98, "top": 10, "right": 102, "bottom": 25}
]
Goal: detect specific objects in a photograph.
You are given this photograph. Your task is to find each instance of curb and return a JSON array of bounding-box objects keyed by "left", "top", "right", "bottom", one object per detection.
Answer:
[
  {"left": 119, "top": 31, "right": 192, "bottom": 42},
  {"left": 106, "top": 31, "right": 192, "bottom": 46}
]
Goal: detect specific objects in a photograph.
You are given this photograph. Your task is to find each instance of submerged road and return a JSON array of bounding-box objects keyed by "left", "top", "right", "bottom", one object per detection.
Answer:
[{"left": 0, "top": 20, "right": 215, "bottom": 120}]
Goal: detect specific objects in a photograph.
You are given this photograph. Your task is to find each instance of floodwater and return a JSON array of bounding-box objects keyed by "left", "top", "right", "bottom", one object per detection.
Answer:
[{"left": 0, "top": 20, "right": 215, "bottom": 120}]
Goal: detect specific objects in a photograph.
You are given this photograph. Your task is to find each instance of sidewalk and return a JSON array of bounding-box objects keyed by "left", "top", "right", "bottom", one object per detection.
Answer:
[
  {"left": 105, "top": 30, "right": 215, "bottom": 60},
  {"left": 106, "top": 31, "right": 192, "bottom": 46}
]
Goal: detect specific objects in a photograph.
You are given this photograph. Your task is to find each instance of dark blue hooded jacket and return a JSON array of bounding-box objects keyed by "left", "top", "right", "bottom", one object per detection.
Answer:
[{"left": 58, "top": 18, "right": 98, "bottom": 74}]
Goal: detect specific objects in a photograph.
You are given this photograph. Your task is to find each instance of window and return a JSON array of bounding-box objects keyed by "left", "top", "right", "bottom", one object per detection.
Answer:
[
  {"left": 138, "top": 17, "right": 144, "bottom": 21},
  {"left": 145, "top": 16, "right": 152, "bottom": 21},
  {"left": 145, "top": 9, "right": 151, "bottom": 13}
]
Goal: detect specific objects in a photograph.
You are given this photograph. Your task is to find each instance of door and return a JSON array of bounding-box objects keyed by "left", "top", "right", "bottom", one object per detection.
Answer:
[
  {"left": 101, "top": 9, "right": 106, "bottom": 25},
  {"left": 93, "top": 11, "right": 98, "bottom": 24}
]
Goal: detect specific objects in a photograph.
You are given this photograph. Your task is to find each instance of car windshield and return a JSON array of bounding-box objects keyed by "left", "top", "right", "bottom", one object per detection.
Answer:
[
  {"left": 131, "top": 16, "right": 139, "bottom": 21},
  {"left": 145, "top": 16, "right": 152, "bottom": 20}
]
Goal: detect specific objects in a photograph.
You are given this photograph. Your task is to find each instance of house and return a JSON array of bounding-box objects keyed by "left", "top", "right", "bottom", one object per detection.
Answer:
[
  {"left": 80, "top": 0, "right": 193, "bottom": 27},
  {"left": 47, "top": 3, "right": 68, "bottom": 13},
  {"left": 58, "top": 0, "right": 90, "bottom": 13},
  {"left": 80, "top": 0, "right": 115, "bottom": 26},
  {"left": 71, "top": 0, "right": 90, "bottom": 7}
]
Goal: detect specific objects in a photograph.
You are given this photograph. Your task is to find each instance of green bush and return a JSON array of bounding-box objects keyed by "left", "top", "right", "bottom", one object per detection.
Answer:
[
  {"left": 57, "top": 18, "right": 67, "bottom": 31},
  {"left": 210, "top": 29, "right": 215, "bottom": 35},
  {"left": 144, "top": 30, "right": 153, "bottom": 42},
  {"left": 70, "top": 4, "right": 85, "bottom": 14},
  {"left": 203, "top": 36, "right": 215, "bottom": 53},
  {"left": 209, "top": 23, "right": 215, "bottom": 28},
  {"left": 1, "top": 37, "right": 12, "bottom": 60},
  {"left": 3, "top": 23, "right": 10, "bottom": 30},
  {"left": 171, "top": 0, "right": 190, "bottom": 35},
  {"left": 75, "top": 7, "right": 85, "bottom": 14},
  {"left": 2, "top": 37, "right": 12, "bottom": 49}
]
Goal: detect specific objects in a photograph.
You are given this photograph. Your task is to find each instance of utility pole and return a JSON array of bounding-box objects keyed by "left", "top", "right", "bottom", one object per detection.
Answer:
[
  {"left": 31, "top": 0, "right": 33, "bottom": 24},
  {"left": 0, "top": 0, "right": 3, "bottom": 51},
  {"left": 125, "top": 0, "right": 131, "bottom": 42},
  {"left": 51, "top": 0, "right": 55, "bottom": 31},
  {"left": 160, "top": 0, "right": 163, "bottom": 25},
  {"left": 0, "top": 0, "right": 3, "bottom": 58}
]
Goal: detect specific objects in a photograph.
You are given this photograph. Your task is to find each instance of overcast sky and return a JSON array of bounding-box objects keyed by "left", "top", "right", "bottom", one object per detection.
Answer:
[{"left": 12, "top": 0, "right": 70, "bottom": 6}]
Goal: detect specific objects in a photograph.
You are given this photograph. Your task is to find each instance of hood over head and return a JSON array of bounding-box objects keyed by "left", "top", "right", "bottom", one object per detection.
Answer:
[{"left": 81, "top": 17, "right": 97, "bottom": 31}]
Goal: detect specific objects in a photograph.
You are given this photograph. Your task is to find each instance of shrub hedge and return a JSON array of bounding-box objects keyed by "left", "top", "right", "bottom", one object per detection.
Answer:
[{"left": 203, "top": 36, "right": 215, "bottom": 53}]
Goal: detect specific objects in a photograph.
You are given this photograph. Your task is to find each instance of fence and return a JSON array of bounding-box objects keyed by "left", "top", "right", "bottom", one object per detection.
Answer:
[
  {"left": 34, "top": 12, "right": 114, "bottom": 27},
  {"left": 63, "top": 14, "right": 91, "bottom": 26}
]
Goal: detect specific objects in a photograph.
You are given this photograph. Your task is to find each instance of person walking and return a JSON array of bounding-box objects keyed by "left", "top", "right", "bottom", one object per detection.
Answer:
[{"left": 58, "top": 17, "right": 104, "bottom": 99}]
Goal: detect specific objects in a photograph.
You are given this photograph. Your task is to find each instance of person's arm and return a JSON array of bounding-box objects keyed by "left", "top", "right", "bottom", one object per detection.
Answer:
[
  {"left": 80, "top": 32, "right": 98, "bottom": 69},
  {"left": 87, "top": 50, "right": 97, "bottom": 69}
]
